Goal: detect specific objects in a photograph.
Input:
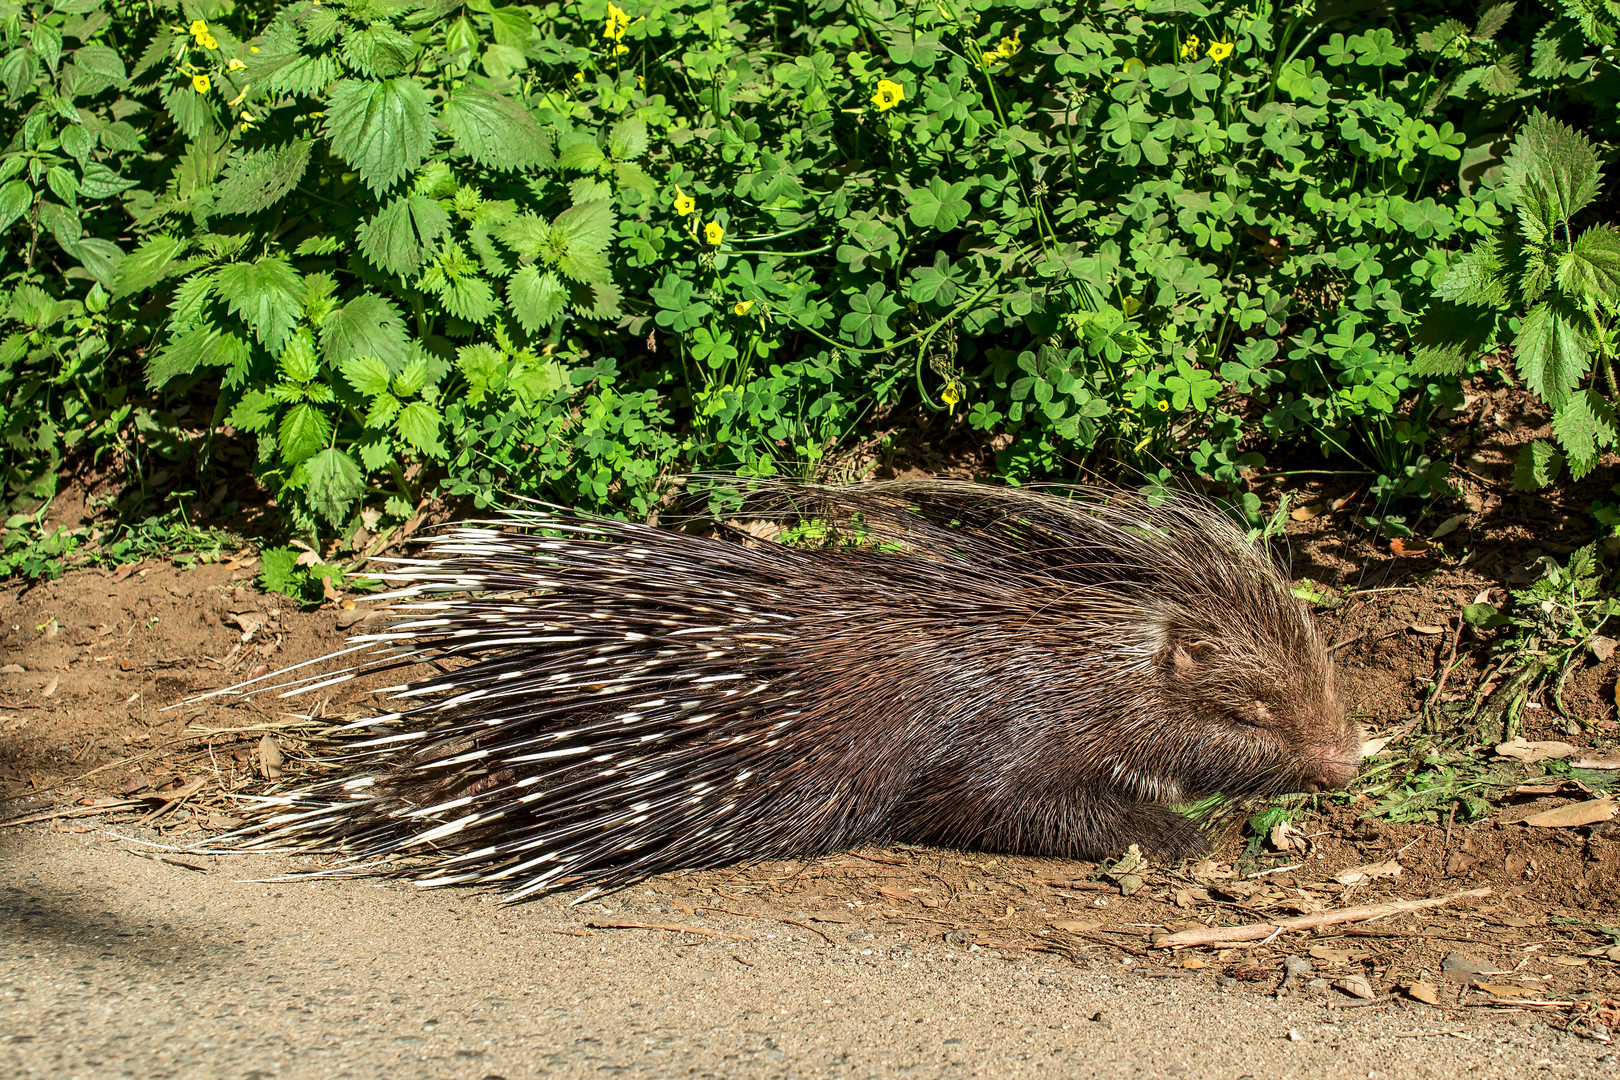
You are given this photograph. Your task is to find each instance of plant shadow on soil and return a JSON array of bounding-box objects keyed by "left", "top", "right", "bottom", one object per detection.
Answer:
[{"left": 4, "top": 400, "right": 1620, "bottom": 1017}]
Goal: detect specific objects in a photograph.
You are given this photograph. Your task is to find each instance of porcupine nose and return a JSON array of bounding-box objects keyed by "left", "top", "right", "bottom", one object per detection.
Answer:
[{"left": 1306, "top": 756, "right": 1359, "bottom": 792}]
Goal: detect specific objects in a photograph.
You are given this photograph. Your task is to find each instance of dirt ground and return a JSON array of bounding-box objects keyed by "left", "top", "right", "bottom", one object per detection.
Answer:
[{"left": 5, "top": 381, "right": 1620, "bottom": 1072}]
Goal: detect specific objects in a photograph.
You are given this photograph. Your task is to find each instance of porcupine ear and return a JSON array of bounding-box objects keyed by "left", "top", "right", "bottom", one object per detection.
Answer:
[{"left": 1157, "top": 639, "right": 1222, "bottom": 677}]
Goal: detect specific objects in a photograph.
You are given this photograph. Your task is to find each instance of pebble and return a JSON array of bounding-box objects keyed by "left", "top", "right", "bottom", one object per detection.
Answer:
[{"left": 1287, "top": 1029, "right": 1305, "bottom": 1043}]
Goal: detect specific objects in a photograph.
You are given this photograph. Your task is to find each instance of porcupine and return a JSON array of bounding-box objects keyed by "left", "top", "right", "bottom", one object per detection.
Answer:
[{"left": 210, "top": 480, "right": 1360, "bottom": 901}]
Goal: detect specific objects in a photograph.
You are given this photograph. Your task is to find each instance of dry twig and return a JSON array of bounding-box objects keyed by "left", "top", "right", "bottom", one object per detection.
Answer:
[{"left": 1151, "top": 887, "right": 1491, "bottom": 948}]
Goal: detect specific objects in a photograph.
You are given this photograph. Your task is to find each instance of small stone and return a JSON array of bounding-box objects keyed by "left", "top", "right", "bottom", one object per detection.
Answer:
[
  {"left": 1287, "top": 1029, "right": 1305, "bottom": 1043},
  {"left": 1441, "top": 952, "right": 1504, "bottom": 981},
  {"left": 943, "top": 928, "right": 972, "bottom": 946},
  {"left": 1091, "top": 1011, "right": 1112, "bottom": 1029}
]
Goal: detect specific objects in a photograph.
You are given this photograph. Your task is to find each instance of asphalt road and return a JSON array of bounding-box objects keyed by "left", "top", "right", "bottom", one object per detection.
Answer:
[{"left": 1, "top": 825, "right": 1611, "bottom": 1079}]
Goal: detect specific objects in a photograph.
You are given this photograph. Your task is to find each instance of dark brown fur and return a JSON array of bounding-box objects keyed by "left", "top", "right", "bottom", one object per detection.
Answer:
[{"left": 211, "top": 480, "right": 1359, "bottom": 898}]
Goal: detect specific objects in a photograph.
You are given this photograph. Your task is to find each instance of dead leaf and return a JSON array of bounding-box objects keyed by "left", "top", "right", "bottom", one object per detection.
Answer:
[
  {"left": 40, "top": 676, "right": 58, "bottom": 697},
  {"left": 1407, "top": 981, "right": 1441, "bottom": 1005},
  {"left": 1590, "top": 636, "right": 1618, "bottom": 663},
  {"left": 1549, "top": 956, "right": 1589, "bottom": 967},
  {"left": 321, "top": 576, "right": 343, "bottom": 602},
  {"left": 1409, "top": 623, "right": 1446, "bottom": 635},
  {"left": 1334, "top": 976, "right": 1376, "bottom": 1000},
  {"left": 1172, "top": 887, "right": 1211, "bottom": 909},
  {"left": 1188, "top": 860, "right": 1234, "bottom": 882},
  {"left": 1290, "top": 502, "right": 1328, "bottom": 522},
  {"left": 1335, "top": 859, "right": 1402, "bottom": 886},
  {"left": 1430, "top": 514, "right": 1469, "bottom": 540},
  {"left": 1572, "top": 754, "right": 1620, "bottom": 770},
  {"left": 1178, "top": 956, "right": 1209, "bottom": 970},
  {"left": 1051, "top": 920, "right": 1102, "bottom": 934},
  {"left": 1270, "top": 819, "right": 1307, "bottom": 853},
  {"left": 0, "top": 664, "right": 24, "bottom": 674},
  {"left": 257, "top": 734, "right": 283, "bottom": 780},
  {"left": 1308, "top": 945, "right": 1369, "bottom": 965},
  {"left": 876, "top": 887, "right": 913, "bottom": 902},
  {"left": 1390, "top": 538, "right": 1432, "bottom": 557},
  {"left": 1522, "top": 798, "right": 1618, "bottom": 828},
  {"left": 1496, "top": 738, "right": 1578, "bottom": 764}
]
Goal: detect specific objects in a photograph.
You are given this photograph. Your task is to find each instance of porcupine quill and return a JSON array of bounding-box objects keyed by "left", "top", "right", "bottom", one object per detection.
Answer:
[{"left": 191, "top": 480, "right": 1360, "bottom": 902}]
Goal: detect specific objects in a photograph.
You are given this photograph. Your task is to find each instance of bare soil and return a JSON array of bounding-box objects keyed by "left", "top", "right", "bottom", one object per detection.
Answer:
[{"left": 5, "top": 391, "right": 1620, "bottom": 1042}]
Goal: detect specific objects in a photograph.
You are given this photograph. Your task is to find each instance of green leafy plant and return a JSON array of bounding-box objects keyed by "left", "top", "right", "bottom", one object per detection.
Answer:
[
  {"left": 0, "top": 0, "right": 1615, "bottom": 558},
  {"left": 1414, "top": 112, "right": 1619, "bottom": 488}
]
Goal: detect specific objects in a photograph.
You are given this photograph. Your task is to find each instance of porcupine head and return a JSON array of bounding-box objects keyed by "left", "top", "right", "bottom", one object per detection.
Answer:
[{"left": 893, "top": 489, "right": 1361, "bottom": 865}]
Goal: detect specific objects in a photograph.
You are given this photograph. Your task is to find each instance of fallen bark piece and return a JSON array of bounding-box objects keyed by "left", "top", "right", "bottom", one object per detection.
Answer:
[
  {"left": 1150, "top": 887, "right": 1491, "bottom": 949},
  {"left": 586, "top": 920, "right": 753, "bottom": 942}
]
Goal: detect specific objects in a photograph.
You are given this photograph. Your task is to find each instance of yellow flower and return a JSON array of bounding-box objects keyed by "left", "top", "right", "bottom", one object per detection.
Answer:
[
  {"left": 1180, "top": 35, "right": 1200, "bottom": 60},
  {"left": 605, "top": 3, "right": 630, "bottom": 41},
  {"left": 870, "top": 78, "right": 904, "bottom": 111},
  {"left": 982, "top": 31, "right": 1021, "bottom": 68},
  {"left": 941, "top": 383, "right": 961, "bottom": 407},
  {"left": 227, "top": 57, "right": 246, "bottom": 71},
  {"left": 1156, "top": 399, "right": 1170, "bottom": 412},
  {"left": 673, "top": 189, "right": 695, "bottom": 216},
  {"left": 572, "top": 71, "right": 584, "bottom": 83},
  {"left": 239, "top": 110, "right": 257, "bottom": 131},
  {"left": 613, "top": 42, "right": 628, "bottom": 56},
  {"left": 703, "top": 220, "right": 724, "bottom": 246},
  {"left": 733, "top": 300, "right": 754, "bottom": 316},
  {"left": 1208, "top": 40, "right": 1233, "bottom": 62},
  {"left": 199, "top": 32, "right": 218, "bottom": 49},
  {"left": 189, "top": 19, "right": 207, "bottom": 35},
  {"left": 249, "top": 45, "right": 260, "bottom": 53},
  {"left": 192, "top": 73, "right": 211, "bottom": 94}
]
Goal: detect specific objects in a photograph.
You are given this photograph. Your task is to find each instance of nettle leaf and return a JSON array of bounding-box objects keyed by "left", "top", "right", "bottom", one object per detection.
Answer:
[
  {"left": 552, "top": 200, "right": 614, "bottom": 254},
  {"left": 216, "top": 258, "right": 304, "bottom": 353},
  {"left": 263, "top": 51, "right": 341, "bottom": 97},
  {"left": 323, "top": 293, "right": 409, "bottom": 369},
  {"left": 324, "top": 77, "right": 436, "bottom": 195},
  {"left": 113, "top": 234, "right": 189, "bottom": 299},
  {"left": 441, "top": 86, "right": 553, "bottom": 170},
  {"left": 395, "top": 400, "right": 445, "bottom": 458},
  {"left": 341, "top": 354, "right": 393, "bottom": 397},
  {"left": 358, "top": 194, "right": 452, "bottom": 275},
  {"left": 1409, "top": 301, "right": 1495, "bottom": 375},
  {"left": 1436, "top": 236, "right": 1513, "bottom": 309},
  {"left": 146, "top": 322, "right": 228, "bottom": 388},
  {"left": 1515, "top": 299, "right": 1591, "bottom": 409},
  {"left": 343, "top": 24, "right": 419, "bottom": 78},
  {"left": 1558, "top": 225, "right": 1620, "bottom": 301},
  {"left": 905, "top": 178, "right": 973, "bottom": 231},
  {"left": 607, "top": 116, "right": 648, "bottom": 161},
  {"left": 558, "top": 137, "right": 606, "bottom": 172},
  {"left": 440, "top": 275, "right": 498, "bottom": 322},
  {"left": 1512, "top": 439, "right": 1564, "bottom": 491},
  {"left": 0, "top": 180, "right": 32, "bottom": 233},
  {"left": 1502, "top": 110, "right": 1603, "bottom": 232},
  {"left": 508, "top": 266, "right": 567, "bottom": 332},
  {"left": 214, "top": 140, "right": 314, "bottom": 216},
  {"left": 1551, "top": 389, "right": 1618, "bottom": 472},
  {"left": 303, "top": 447, "right": 365, "bottom": 526},
  {"left": 228, "top": 389, "right": 279, "bottom": 433},
  {"left": 278, "top": 402, "right": 331, "bottom": 466}
]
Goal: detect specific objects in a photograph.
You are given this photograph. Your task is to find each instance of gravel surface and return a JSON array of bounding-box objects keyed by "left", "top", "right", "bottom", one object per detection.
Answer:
[{"left": 3, "top": 827, "right": 1613, "bottom": 1079}]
